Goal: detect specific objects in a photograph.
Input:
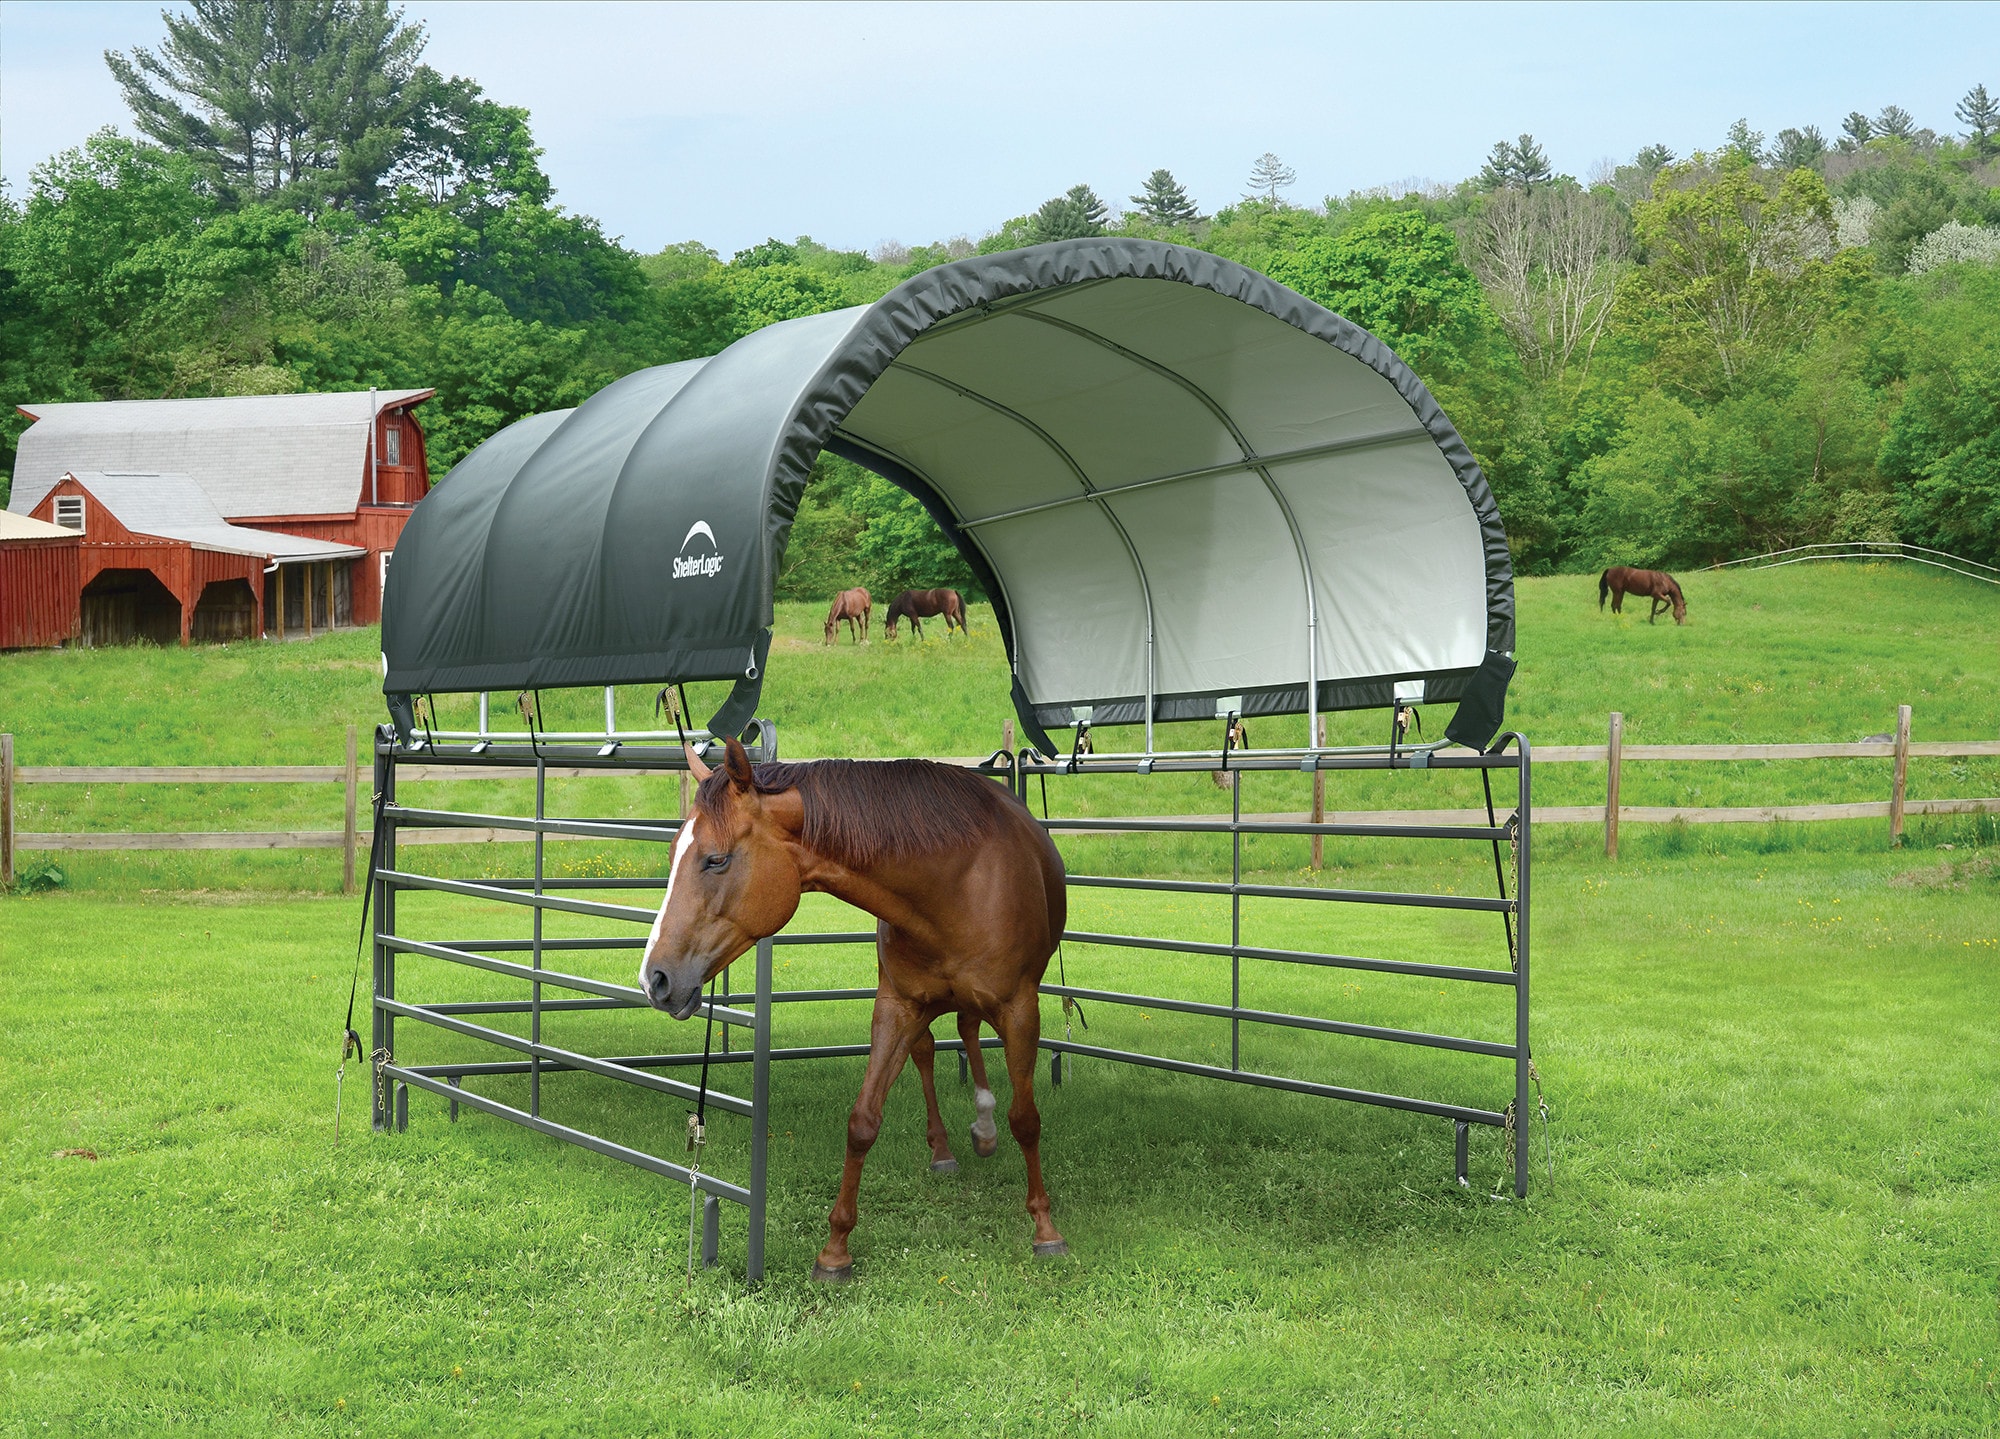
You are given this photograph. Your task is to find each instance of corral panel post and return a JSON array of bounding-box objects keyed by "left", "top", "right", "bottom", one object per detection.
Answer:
[
  {"left": 531, "top": 757, "right": 546, "bottom": 1116},
  {"left": 1311, "top": 715, "right": 1327, "bottom": 870},
  {"left": 1891, "top": 704, "right": 1912, "bottom": 846},
  {"left": 1, "top": 732, "right": 13, "bottom": 888},
  {"left": 748, "top": 936, "right": 773, "bottom": 1284},
  {"left": 371, "top": 732, "right": 396, "bottom": 1131},
  {"left": 1515, "top": 741, "right": 1532, "bottom": 1199},
  {"left": 1003, "top": 719, "right": 1016, "bottom": 799},
  {"left": 1231, "top": 761, "right": 1242, "bottom": 1071},
  {"left": 1605, "top": 712, "right": 1624, "bottom": 860},
  {"left": 342, "top": 724, "right": 358, "bottom": 894}
]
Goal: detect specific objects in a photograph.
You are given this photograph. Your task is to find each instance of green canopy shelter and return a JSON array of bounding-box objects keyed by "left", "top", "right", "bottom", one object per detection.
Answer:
[{"left": 381, "top": 239, "right": 1515, "bottom": 753}]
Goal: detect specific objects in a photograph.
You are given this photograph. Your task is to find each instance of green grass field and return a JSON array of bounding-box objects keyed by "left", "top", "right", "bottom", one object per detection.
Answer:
[
  {"left": 3, "top": 560, "right": 1998, "bottom": 1434},
  {"left": 3, "top": 852, "right": 1996, "bottom": 1435}
]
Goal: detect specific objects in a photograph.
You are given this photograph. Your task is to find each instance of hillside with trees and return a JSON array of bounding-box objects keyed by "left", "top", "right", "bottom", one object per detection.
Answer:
[{"left": 4, "top": 0, "right": 1998, "bottom": 598}]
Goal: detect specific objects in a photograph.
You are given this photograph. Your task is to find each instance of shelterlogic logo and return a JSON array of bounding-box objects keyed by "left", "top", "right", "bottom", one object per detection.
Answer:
[{"left": 672, "top": 520, "right": 724, "bottom": 579}]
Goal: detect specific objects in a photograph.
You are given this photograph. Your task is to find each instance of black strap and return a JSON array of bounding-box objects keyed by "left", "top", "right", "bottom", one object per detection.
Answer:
[
  {"left": 341, "top": 771, "right": 391, "bottom": 1064},
  {"left": 695, "top": 974, "right": 716, "bottom": 1126},
  {"left": 1480, "top": 763, "right": 1518, "bottom": 969}
]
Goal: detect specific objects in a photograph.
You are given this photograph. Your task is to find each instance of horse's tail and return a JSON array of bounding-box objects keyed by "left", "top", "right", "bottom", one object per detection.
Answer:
[{"left": 1599, "top": 569, "right": 1611, "bottom": 609}]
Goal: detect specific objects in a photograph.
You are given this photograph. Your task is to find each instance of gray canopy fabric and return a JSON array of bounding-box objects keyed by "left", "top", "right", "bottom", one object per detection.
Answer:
[{"left": 381, "top": 238, "right": 1515, "bottom": 750}]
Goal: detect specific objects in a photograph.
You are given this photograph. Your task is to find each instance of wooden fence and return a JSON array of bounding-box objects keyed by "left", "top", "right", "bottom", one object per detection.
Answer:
[{"left": 4, "top": 711, "right": 1999, "bottom": 886}]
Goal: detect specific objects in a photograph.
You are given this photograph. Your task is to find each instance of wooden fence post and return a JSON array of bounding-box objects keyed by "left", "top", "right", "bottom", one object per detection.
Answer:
[
  {"left": 1891, "top": 703, "right": 1912, "bottom": 846},
  {"left": 343, "top": 724, "right": 359, "bottom": 893},
  {"left": 1605, "top": 712, "right": 1624, "bottom": 860},
  {"left": 1311, "top": 714, "right": 1327, "bottom": 870},
  {"left": 2, "top": 733, "right": 14, "bottom": 887}
]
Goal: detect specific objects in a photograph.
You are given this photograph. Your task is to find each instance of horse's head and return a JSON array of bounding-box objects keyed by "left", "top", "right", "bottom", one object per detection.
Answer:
[
  {"left": 823, "top": 614, "right": 836, "bottom": 644},
  {"left": 639, "top": 736, "right": 804, "bottom": 1019},
  {"left": 1670, "top": 583, "right": 1687, "bottom": 624},
  {"left": 883, "top": 608, "right": 900, "bottom": 640}
]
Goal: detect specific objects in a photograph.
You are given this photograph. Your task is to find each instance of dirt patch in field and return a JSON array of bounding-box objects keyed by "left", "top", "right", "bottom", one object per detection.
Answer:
[{"left": 1890, "top": 851, "right": 1996, "bottom": 889}]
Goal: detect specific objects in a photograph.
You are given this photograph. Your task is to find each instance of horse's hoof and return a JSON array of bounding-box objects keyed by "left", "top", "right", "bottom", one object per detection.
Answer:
[
  {"left": 930, "top": 1157, "right": 959, "bottom": 1174},
  {"left": 969, "top": 1126, "right": 999, "bottom": 1159},
  {"left": 1032, "top": 1239, "right": 1070, "bottom": 1259},
  {"left": 810, "top": 1261, "right": 854, "bottom": 1284}
]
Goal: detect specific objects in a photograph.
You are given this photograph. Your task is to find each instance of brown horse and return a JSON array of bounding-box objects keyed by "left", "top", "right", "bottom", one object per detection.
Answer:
[
  {"left": 883, "top": 588, "right": 966, "bottom": 640},
  {"left": 1599, "top": 566, "right": 1687, "bottom": 625},
  {"left": 640, "top": 737, "right": 1069, "bottom": 1279},
  {"left": 823, "top": 587, "right": 871, "bottom": 645}
]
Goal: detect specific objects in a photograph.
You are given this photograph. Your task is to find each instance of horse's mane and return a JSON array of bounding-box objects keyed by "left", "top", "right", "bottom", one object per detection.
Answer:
[{"left": 695, "top": 758, "right": 1016, "bottom": 869}]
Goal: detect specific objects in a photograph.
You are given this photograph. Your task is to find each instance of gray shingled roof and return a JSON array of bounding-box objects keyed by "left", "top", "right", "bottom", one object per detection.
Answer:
[
  {"left": 9, "top": 389, "right": 431, "bottom": 521},
  {"left": 63, "top": 472, "right": 364, "bottom": 561}
]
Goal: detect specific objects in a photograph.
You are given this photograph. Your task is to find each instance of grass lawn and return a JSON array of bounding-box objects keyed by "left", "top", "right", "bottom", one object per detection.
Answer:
[
  {"left": 2, "top": 558, "right": 1997, "bottom": 1433},
  {"left": 3, "top": 842, "right": 1998, "bottom": 1436}
]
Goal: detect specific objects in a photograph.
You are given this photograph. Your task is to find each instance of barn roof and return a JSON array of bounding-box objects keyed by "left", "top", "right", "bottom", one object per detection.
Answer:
[
  {"left": 0, "top": 510, "right": 78, "bottom": 542},
  {"left": 61, "top": 472, "right": 364, "bottom": 562},
  {"left": 382, "top": 239, "right": 1515, "bottom": 752},
  {"left": 9, "top": 389, "right": 432, "bottom": 522}
]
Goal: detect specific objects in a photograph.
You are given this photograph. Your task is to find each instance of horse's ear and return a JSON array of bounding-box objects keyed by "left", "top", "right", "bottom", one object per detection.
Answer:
[
  {"left": 723, "top": 735, "right": 755, "bottom": 793},
  {"left": 684, "top": 741, "right": 712, "bottom": 783}
]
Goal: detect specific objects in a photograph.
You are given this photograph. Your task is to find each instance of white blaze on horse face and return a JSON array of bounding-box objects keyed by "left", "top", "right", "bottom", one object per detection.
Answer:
[
  {"left": 640, "top": 814, "right": 702, "bottom": 993},
  {"left": 971, "top": 1086, "right": 998, "bottom": 1145}
]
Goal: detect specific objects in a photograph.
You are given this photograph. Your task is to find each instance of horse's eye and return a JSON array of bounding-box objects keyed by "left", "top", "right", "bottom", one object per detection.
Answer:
[{"left": 703, "top": 852, "right": 731, "bottom": 873}]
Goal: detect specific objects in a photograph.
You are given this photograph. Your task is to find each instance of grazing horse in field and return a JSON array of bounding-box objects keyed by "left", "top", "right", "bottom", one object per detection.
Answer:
[
  {"left": 823, "top": 587, "right": 871, "bottom": 645},
  {"left": 640, "top": 737, "right": 1069, "bottom": 1279},
  {"left": 883, "top": 588, "right": 966, "bottom": 640},
  {"left": 1599, "top": 566, "right": 1687, "bottom": 625}
]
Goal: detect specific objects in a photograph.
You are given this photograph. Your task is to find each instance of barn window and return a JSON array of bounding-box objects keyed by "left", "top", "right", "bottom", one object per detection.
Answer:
[
  {"left": 54, "top": 496, "right": 85, "bottom": 531},
  {"left": 384, "top": 423, "right": 401, "bottom": 466}
]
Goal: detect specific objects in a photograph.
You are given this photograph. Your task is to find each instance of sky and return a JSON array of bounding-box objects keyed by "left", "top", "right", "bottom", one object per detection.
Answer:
[{"left": 4, "top": 1, "right": 1995, "bottom": 258}]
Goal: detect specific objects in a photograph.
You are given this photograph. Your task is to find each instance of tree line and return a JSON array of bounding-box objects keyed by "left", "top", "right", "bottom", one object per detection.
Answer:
[{"left": 3, "top": 0, "right": 1997, "bottom": 603}]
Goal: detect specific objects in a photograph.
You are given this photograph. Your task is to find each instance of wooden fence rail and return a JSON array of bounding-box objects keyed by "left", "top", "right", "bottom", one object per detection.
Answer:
[{"left": 4, "top": 712, "right": 1998, "bottom": 884}]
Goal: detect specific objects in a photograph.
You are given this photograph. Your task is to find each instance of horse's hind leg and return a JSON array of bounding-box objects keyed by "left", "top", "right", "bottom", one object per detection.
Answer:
[
  {"left": 996, "top": 993, "right": 1066, "bottom": 1256},
  {"left": 814, "top": 991, "right": 925, "bottom": 1281},
  {"left": 911, "top": 1027, "right": 957, "bottom": 1173},
  {"left": 958, "top": 1013, "right": 1000, "bottom": 1158}
]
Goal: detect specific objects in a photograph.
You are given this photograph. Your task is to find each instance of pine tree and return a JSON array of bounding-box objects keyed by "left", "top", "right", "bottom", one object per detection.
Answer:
[
  {"left": 1066, "top": 183, "right": 1109, "bottom": 232},
  {"left": 1838, "top": 111, "right": 1873, "bottom": 153},
  {"left": 1130, "top": 168, "right": 1201, "bottom": 227},
  {"left": 1245, "top": 152, "right": 1297, "bottom": 203},
  {"left": 1956, "top": 83, "right": 1999, "bottom": 158},
  {"left": 1480, "top": 134, "right": 1552, "bottom": 192},
  {"left": 1029, "top": 184, "right": 1108, "bottom": 242},
  {"left": 1874, "top": 104, "right": 1916, "bottom": 139},
  {"left": 1772, "top": 125, "right": 1828, "bottom": 172},
  {"left": 1634, "top": 143, "right": 1676, "bottom": 174},
  {"left": 105, "top": 0, "right": 427, "bottom": 213}
]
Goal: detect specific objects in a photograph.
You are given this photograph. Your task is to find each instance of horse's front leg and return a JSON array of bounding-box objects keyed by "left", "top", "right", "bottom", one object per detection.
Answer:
[
  {"left": 814, "top": 990, "right": 925, "bottom": 1281},
  {"left": 1649, "top": 595, "right": 1664, "bottom": 624}
]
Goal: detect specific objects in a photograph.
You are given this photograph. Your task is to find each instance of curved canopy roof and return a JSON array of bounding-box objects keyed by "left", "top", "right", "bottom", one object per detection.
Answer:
[{"left": 382, "top": 239, "right": 1514, "bottom": 750}]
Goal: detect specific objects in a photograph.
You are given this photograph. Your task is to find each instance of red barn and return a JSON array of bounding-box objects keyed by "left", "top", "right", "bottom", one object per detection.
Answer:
[{"left": 6, "top": 388, "right": 432, "bottom": 645}]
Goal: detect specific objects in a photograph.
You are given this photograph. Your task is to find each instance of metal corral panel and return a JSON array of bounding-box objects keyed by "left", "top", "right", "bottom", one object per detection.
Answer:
[{"left": 0, "top": 536, "right": 82, "bottom": 648}]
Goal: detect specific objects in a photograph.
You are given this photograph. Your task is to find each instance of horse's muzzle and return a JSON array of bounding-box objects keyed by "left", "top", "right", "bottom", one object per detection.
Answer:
[{"left": 644, "top": 966, "right": 705, "bottom": 1021}]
